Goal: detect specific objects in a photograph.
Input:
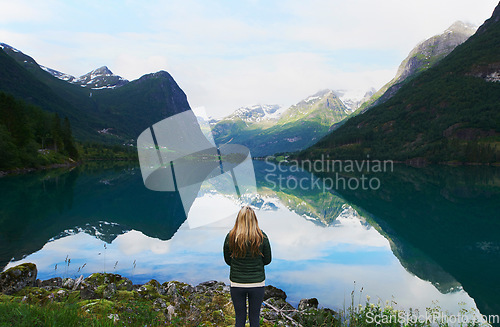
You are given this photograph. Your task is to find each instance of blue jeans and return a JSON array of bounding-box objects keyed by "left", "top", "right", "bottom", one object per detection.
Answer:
[{"left": 230, "top": 286, "right": 265, "bottom": 327}]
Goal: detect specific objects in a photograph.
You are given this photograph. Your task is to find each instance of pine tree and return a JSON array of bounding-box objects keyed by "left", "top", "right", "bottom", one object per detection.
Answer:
[
  {"left": 62, "top": 116, "right": 79, "bottom": 159},
  {"left": 51, "top": 113, "right": 63, "bottom": 153}
]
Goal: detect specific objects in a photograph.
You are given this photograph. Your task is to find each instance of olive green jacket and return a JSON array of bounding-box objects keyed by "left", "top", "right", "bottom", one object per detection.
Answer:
[{"left": 223, "top": 231, "right": 272, "bottom": 283}]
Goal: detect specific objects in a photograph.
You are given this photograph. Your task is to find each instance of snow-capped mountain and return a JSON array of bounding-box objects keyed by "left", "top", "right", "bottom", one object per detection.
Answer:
[
  {"left": 41, "top": 65, "right": 129, "bottom": 89},
  {"left": 334, "top": 88, "right": 376, "bottom": 112},
  {"left": 0, "top": 43, "right": 20, "bottom": 53},
  {"left": 39, "top": 65, "right": 75, "bottom": 82},
  {"left": 225, "top": 104, "right": 286, "bottom": 123},
  {"left": 361, "top": 21, "right": 477, "bottom": 111},
  {"left": 278, "top": 89, "right": 349, "bottom": 124},
  {"left": 74, "top": 66, "right": 129, "bottom": 89}
]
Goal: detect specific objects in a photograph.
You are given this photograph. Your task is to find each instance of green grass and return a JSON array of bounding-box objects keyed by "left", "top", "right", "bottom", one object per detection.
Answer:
[
  {"left": 0, "top": 290, "right": 492, "bottom": 327},
  {"left": 0, "top": 297, "right": 175, "bottom": 327},
  {"left": 0, "top": 300, "right": 107, "bottom": 327}
]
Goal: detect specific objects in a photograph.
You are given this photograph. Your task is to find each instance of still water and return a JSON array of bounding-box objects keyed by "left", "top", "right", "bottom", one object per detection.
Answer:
[{"left": 0, "top": 161, "right": 498, "bottom": 322}]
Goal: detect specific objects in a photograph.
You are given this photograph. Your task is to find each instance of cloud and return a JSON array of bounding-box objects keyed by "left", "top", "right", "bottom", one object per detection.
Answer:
[
  {"left": 175, "top": 52, "right": 396, "bottom": 117},
  {"left": 0, "top": 0, "right": 497, "bottom": 116},
  {"left": 0, "top": 0, "right": 56, "bottom": 23}
]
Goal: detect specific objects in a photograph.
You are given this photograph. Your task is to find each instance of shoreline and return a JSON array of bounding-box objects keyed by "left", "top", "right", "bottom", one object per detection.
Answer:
[
  {"left": 1, "top": 263, "right": 493, "bottom": 326},
  {"left": 0, "top": 161, "right": 80, "bottom": 178},
  {"left": 2, "top": 156, "right": 498, "bottom": 178},
  {"left": 0, "top": 263, "right": 333, "bottom": 326}
]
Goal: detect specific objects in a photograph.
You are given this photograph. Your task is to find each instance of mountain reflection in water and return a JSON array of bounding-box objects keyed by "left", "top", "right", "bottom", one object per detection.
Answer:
[{"left": 1, "top": 161, "right": 497, "bottom": 320}]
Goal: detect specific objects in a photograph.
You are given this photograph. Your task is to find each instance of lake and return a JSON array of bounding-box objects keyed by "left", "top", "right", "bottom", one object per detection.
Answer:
[{"left": 1, "top": 160, "right": 499, "bottom": 324}]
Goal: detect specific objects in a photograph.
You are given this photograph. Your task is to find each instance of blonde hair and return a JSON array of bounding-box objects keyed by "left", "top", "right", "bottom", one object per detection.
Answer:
[{"left": 228, "top": 206, "right": 264, "bottom": 258}]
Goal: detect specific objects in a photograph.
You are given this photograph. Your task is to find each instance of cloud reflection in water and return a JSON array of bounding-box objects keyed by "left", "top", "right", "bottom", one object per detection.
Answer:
[{"left": 7, "top": 194, "right": 478, "bottom": 315}]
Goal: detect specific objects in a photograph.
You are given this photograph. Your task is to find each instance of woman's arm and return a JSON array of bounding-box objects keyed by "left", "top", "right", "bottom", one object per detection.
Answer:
[
  {"left": 223, "top": 233, "right": 232, "bottom": 266},
  {"left": 262, "top": 233, "right": 272, "bottom": 265}
]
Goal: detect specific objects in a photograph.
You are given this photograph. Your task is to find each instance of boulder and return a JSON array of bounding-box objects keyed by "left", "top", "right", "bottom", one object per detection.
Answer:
[
  {"left": 198, "top": 280, "right": 218, "bottom": 288},
  {"left": 165, "top": 281, "right": 178, "bottom": 296},
  {"left": 298, "top": 298, "right": 319, "bottom": 310},
  {"left": 62, "top": 277, "right": 75, "bottom": 289},
  {"left": 264, "top": 285, "right": 286, "bottom": 300},
  {"left": 180, "top": 283, "right": 195, "bottom": 294},
  {"left": 80, "top": 287, "right": 98, "bottom": 300},
  {"left": 0, "top": 263, "right": 37, "bottom": 295}
]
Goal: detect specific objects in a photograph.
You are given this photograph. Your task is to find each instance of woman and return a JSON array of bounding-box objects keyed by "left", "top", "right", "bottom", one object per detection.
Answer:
[{"left": 223, "top": 206, "right": 272, "bottom": 327}]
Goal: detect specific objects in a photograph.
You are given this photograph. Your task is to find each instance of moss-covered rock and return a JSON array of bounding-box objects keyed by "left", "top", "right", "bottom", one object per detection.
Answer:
[
  {"left": 0, "top": 263, "right": 37, "bottom": 295},
  {"left": 0, "top": 263, "right": 336, "bottom": 326}
]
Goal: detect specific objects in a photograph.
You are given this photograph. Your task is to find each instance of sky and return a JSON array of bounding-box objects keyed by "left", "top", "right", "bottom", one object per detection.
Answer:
[{"left": 0, "top": 0, "right": 498, "bottom": 118}]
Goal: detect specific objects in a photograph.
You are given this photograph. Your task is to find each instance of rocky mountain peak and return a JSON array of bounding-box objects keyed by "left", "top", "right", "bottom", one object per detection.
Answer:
[
  {"left": 395, "top": 21, "right": 477, "bottom": 81},
  {"left": 89, "top": 66, "right": 113, "bottom": 76},
  {"left": 445, "top": 21, "right": 477, "bottom": 35},
  {"left": 364, "top": 20, "right": 478, "bottom": 110},
  {"left": 73, "top": 66, "right": 128, "bottom": 89}
]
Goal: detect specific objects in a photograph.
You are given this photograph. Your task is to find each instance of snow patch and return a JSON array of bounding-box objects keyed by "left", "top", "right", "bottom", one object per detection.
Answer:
[
  {"left": 336, "top": 88, "right": 376, "bottom": 112},
  {"left": 305, "top": 96, "right": 319, "bottom": 103},
  {"left": 226, "top": 104, "right": 284, "bottom": 123}
]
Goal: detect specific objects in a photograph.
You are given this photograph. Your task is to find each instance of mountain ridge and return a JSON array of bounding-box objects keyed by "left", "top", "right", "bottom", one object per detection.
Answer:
[
  {"left": 0, "top": 43, "right": 130, "bottom": 90},
  {"left": 358, "top": 21, "right": 477, "bottom": 113},
  {"left": 0, "top": 44, "right": 191, "bottom": 143},
  {"left": 211, "top": 89, "right": 350, "bottom": 156},
  {"left": 300, "top": 6, "right": 500, "bottom": 163}
]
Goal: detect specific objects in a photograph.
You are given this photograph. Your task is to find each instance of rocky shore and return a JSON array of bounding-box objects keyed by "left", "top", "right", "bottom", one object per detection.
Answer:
[{"left": 0, "top": 263, "right": 336, "bottom": 326}]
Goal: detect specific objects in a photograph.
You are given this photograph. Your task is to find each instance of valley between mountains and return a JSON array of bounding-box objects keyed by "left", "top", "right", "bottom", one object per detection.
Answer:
[{"left": 0, "top": 10, "right": 499, "bottom": 168}]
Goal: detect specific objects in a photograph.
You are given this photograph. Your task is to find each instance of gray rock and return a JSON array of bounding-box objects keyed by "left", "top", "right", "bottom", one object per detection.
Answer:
[
  {"left": 103, "top": 283, "right": 117, "bottom": 299},
  {"left": 39, "top": 277, "right": 62, "bottom": 288},
  {"left": 194, "top": 284, "right": 206, "bottom": 293},
  {"left": 0, "top": 263, "right": 37, "bottom": 295},
  {"left": 116, "top": 278, "right": 133, "bottom": 291},
  {"left": 166, "top": 282, "right": 178, "bottom": 297},
  {"left": 173, "top": 292, "right": 187, "bottom": 306},
  {"left": 264, "top": 285, "right": 287, "bottom": 301},
  {"left": 213, "top": 281, "right": 226, "bottom": 291},
  {"left": 166, "top": 304, "right": 176, "bottom": 321},
  {"left": 180, "top": 283, "right": 195, "bottom": 294},
  {"left": 80, "top": 288, "right": 97, "bottom": 300},
  {"left": 298, "top": 298, "right": 319, "bottom": 310},
  {"left": 187, "top": 304, "right": 202, "bottom": 322},
  {"left": 72, "top": 275, "right": 84, "bottom": 290},
  {"left": 198, "top": 280, "right": 218, "bottom": 288},
  {"left": 153, "top": 298, "right": 167, "bottom": 309},
  {"left": 62, "top": 278, "right": 75, "bottom": 289}
]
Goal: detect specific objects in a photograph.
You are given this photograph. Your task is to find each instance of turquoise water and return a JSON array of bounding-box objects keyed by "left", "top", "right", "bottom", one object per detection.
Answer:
[{"left": 1, "top": 161, "right": 498, "bottom": 322}]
